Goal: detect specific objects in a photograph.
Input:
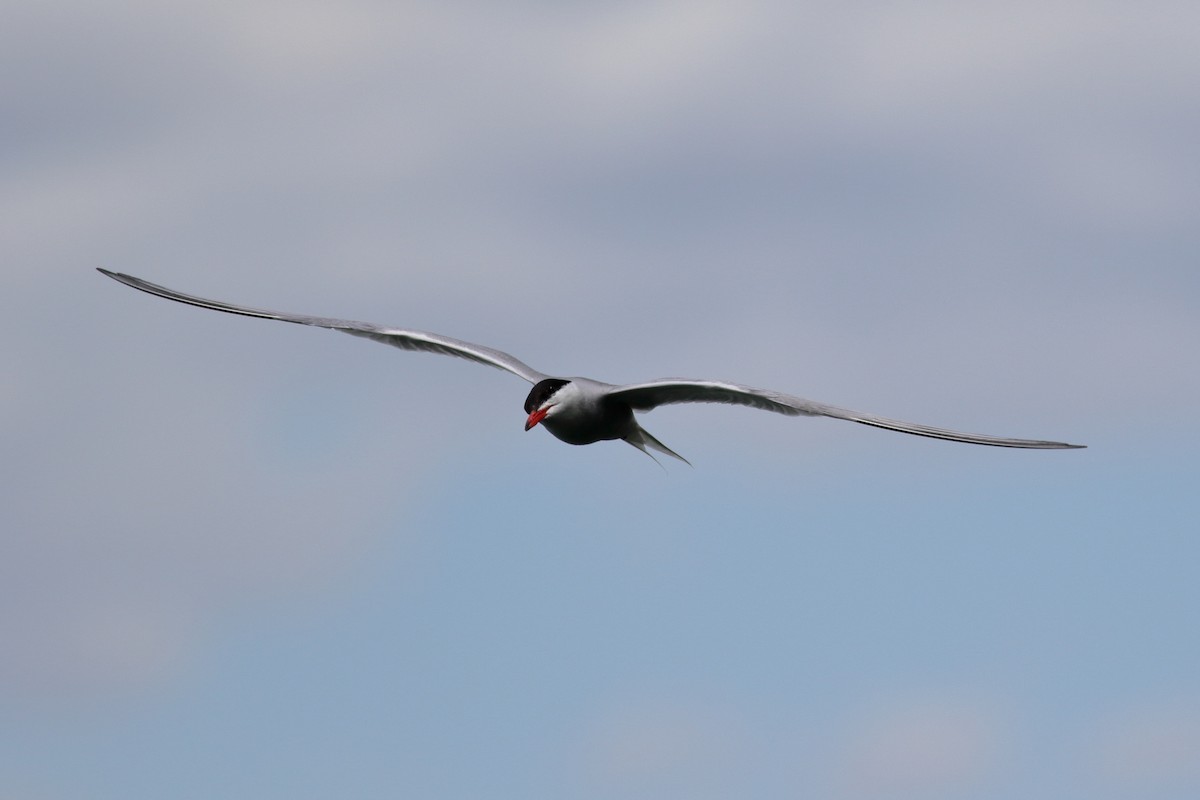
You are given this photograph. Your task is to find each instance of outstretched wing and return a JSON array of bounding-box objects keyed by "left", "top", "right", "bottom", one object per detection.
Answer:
[
  {"left": 97, "top": 269, "right": 548, "bottom": 383},
  {"left": 606, "top": 379, "right": 1084, "bottom": 449}
]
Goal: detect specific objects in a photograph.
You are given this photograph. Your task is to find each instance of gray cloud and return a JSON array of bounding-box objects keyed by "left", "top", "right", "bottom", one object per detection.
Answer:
[{"left": 837, "top": 695, "right": 1008, "bottom": 797}]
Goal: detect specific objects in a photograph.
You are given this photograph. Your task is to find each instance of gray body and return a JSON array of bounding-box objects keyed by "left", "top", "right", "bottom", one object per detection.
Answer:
[{"left": 538, "top": 378, "right": 631, "bottom": 445}]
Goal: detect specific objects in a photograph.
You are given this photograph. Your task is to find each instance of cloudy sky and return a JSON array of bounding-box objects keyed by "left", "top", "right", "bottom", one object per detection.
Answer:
[{"left": 3, "top": 1, "right": 1198, "bottom": 797}]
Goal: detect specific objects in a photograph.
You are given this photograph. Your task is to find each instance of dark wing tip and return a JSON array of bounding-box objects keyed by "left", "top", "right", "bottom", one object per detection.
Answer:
[{"left": 97, "top": 268, "right": 135, "bottom": 286}]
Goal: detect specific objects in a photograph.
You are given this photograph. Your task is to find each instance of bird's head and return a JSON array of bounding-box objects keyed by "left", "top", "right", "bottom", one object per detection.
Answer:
[{"left": 524, "top": 378, "right": 570, "bottom": 430}]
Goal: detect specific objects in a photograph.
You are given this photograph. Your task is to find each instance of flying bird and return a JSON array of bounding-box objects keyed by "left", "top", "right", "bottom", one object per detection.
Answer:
[{"left": 97, "top": 269, "right": 1084, "bottom": 463}]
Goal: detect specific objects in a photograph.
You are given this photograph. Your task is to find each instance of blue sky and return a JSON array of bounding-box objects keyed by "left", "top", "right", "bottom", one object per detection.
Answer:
[{"left": 3, "top": 1, "right": 1198, "bottom": 798}]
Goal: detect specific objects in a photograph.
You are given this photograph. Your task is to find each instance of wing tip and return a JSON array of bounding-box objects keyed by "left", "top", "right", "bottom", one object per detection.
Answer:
[
  {"left": 97, "top": 268, "right": 136, "bottom": 287},
  {"left": 1010, "top": 437, "right": 1086, "bottom": 449}
]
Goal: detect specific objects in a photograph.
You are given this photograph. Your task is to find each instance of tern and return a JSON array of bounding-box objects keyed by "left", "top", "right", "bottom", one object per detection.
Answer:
[{"left": 98, "top": 269, "right": 1084, "bottom": 463}]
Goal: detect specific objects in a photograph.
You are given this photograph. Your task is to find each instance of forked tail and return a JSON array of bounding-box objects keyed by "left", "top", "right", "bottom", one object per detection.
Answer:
[{"left": 624, "top": 425, "right": 691, "bottom": 466}]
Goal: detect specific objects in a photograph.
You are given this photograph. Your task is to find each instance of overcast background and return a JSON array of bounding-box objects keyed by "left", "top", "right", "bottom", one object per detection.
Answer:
[{"left": 3, "top": 1, "right": 1198, "bottom": 798}]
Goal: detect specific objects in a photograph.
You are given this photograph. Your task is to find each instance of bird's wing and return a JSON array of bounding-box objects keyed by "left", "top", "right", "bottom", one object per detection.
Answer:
[
  {"left": 97, "top": 269, "right": 548, "bottom": 383},
  {"left": 605, "top": 379, "right": 1084, "bottom": 449}
]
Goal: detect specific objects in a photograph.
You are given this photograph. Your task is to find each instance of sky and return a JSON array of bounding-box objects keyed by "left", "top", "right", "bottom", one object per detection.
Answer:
[{"left": 3, "top": 1, "right": 1199, "bottom": 797}]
